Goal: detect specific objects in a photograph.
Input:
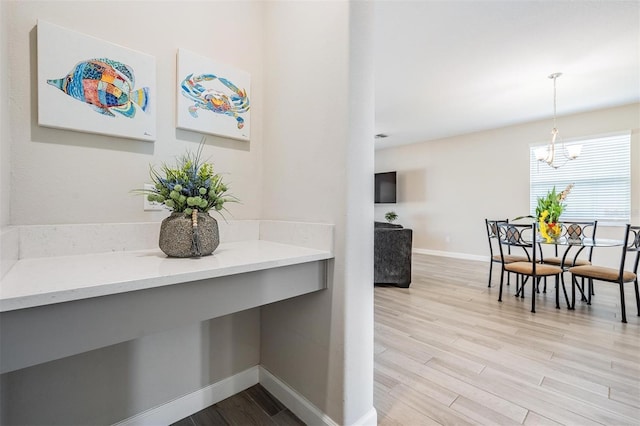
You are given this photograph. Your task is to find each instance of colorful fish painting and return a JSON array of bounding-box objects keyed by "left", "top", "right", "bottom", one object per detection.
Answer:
[
  {"left": 180, "top": 73, "right": 249, "bottom": 129},
  {"left": 47, "top": 58, "right": 149, "bottom": 118}
]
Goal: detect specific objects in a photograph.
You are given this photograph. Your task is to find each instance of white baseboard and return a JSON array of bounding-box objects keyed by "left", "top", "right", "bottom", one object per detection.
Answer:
[
  {"left": 413, "top": 247, "right": 488, "bottom": 262},
  {"left": 114, "top": 365, "right": 376, "bottom": 426},
  {"left": 259, "top": 366, "right": 340, "bottom": 426},
  {"left": 113, "top": 366, "right": 259, "bottom": 426},
  {"left": 350, "top": 407, "right": 378, "bottom": 426}
]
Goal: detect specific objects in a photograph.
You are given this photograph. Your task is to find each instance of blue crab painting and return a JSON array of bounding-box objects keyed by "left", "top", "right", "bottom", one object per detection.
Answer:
[{"left": 180, "top": 73, "right": 249, "bottom": 129}]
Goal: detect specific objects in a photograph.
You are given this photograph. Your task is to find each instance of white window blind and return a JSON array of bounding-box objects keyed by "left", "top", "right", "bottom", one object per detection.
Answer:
[{"left": 529, "top": 132, "right": 631, "bottom": 222}]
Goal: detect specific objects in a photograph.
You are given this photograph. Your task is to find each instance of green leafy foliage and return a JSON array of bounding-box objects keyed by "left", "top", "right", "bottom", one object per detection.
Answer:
[
  {"left": 535, "top": 184, "right": 573, "bottom": 223},
  {"left": 385, "top": 211, "right": 398, "bottom": 223},
  {"left": 134, "top": 142, "right": 238, "bottom": 217}
]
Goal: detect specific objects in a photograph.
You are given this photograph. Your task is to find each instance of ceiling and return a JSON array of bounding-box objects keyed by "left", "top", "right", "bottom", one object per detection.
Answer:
[{"left": 373, "top": 1, "right": 640, "bottom": 150}]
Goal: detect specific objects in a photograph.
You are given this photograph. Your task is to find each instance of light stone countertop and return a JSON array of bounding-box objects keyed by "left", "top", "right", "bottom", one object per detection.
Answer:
[
  {"left": 0, "top": 221, "right": 334, "bottom": 313},
  {"left": 0, "top": 240, "right": 331, "bottom": 312}
]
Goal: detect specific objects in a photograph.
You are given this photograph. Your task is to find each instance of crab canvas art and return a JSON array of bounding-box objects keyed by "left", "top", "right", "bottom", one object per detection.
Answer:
[
  {"left": 176, "top": 49, "right": 251, "bottom": 141},
  {"left": 180, "top": 73, "right": 249, "bottom": 129}
]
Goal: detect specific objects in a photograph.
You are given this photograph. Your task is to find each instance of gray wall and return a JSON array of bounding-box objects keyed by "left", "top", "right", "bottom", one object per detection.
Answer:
[
  {"left": 1, "top": 310, "right": 259, "bottom": 425},
  {"left": 6, "top": 1, "right": 265, "bottom": 226},
  {"left": 0, "top": 1, "right": 377, "bottom": 425},
  {"left": 260, "top": 2, "right": 375, "bottom": 424},
  {"left": 0, "top": 1, "right": 266, "bottom": 424}
]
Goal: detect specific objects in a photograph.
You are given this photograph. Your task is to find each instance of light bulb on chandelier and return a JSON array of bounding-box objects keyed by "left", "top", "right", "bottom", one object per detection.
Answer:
[{"left": 536, "top": 72, "right": 582, "bottom": 169}]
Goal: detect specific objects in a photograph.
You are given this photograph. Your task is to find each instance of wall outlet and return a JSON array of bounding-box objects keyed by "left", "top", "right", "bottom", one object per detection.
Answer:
[{"left": 143, "top": 183, "right": 164, "bottom": 211}]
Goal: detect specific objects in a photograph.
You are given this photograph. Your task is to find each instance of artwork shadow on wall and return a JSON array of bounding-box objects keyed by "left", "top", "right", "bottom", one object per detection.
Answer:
[
  {"left": 37, "top": 20, "right": 156, "bottom": 142},
  {"left": 176, "top": 48, "right": 251, "bottom": 142}
]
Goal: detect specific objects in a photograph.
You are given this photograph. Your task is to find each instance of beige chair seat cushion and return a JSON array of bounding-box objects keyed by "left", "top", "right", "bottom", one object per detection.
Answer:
[
  {"left": 569, "top": 265, "right": 637, "bottom": 283},
  {"left": 505, "top": 262, "right": 563, "bottom": 276},
  {"left": 492, "top": 254, "right": 531, "bottom": 263},
  {"left": 544, "top": 256, "right": 591, "bottom": 267}
]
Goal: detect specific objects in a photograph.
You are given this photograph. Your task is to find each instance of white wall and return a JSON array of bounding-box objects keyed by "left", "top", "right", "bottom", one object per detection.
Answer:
[
  {"left": 0, "top": 1, "right": 11, "bottom": 227},
  {"left": 7, "top": 1, "right": 264, "bottom": 225},
  {"left": 0, "top": 5, "right": 12, "bottom": 417},
  {"left": 375, "top": 103, "right": 640, "bottom": 262},
  {"left": 1, "top": 2, "right": 266, "bottom": 424},
  {"left": 260, "top": 2, "right": 375, "bottom": 425},
  {"left": 1, "top": 1, "right": 376, "bottom": 425}
]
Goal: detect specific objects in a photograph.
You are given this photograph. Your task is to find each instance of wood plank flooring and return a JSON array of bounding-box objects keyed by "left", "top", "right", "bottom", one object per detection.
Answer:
[
  {"left": 171, "top": 384, "right": 304, "bottom": 426},
  {"left": 173, "top": 253, "right": 639, "bottom": 425},
  {"left": 375, "top": 254, "right": 640, "bottom": 426}
]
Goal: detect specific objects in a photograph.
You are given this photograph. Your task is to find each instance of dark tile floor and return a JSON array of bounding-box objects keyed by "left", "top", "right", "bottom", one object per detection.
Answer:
[{"left": 171, "top": 384, "right": 305, "bottom": 426}]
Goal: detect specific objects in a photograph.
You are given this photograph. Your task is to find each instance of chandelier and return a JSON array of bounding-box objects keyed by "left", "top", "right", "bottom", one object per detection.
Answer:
[{"left": 534, "top": 73, "right": 582, "bottom": 169}]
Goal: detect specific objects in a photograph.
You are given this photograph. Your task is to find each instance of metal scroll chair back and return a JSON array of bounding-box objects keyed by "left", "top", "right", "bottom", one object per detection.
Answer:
[
  {"left": 498, "top": 223, "right": 534, "bottom": 260},
  {"left": 549, "top": 221, "right": 598, "bottom": 265},
  {"left": 486, "top": 219, "right": 531, "bottom": 288},
  {"left": 616, "top": 225, "right": 640, "bottom": 294},
  {"left": 629, "top": 226, "right": 640, "bottom": 268},
  {"left": 496, "top": 223, "right": 565, "bottom": 313},
  {"left": 622, "top": 226, "right": 640, "bottom": 275},
  {"left": 569, "top": 224, "right": 640, "bottom": 323},
  {"left": 485, "top": 219, "right": 508, "bottom": 287}
]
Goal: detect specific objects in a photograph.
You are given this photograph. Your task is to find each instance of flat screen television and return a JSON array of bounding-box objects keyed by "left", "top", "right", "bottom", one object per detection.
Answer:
[{"left": 375, "top": 171, "right": 397, "bottom": 203}]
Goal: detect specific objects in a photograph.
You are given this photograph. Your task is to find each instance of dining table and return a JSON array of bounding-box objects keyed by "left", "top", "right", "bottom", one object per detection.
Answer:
[{"left": 526, "top": 235, "right": 625, "bottom": 309}]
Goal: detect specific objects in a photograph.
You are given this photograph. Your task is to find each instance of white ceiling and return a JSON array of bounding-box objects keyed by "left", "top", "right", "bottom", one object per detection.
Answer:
[{"left": 374, "top": 0, "right": 640, "bottom": 150}]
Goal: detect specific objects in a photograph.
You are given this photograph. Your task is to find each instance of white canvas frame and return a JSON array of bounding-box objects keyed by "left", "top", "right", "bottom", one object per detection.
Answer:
[
  {"left": 37, "top": 20, "right": 156, "bottom": 141},
  {"left": 176, "top": 49, "right": 251, "bottom": 141}
]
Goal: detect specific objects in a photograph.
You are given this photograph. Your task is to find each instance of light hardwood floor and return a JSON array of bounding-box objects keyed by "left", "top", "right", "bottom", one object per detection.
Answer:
[{"left": 374, "top": 254, "right": 640, "bottom": 426}]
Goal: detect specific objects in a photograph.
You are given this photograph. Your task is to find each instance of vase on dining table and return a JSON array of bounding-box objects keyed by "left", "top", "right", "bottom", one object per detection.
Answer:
[
  {"left": 534, "top": 185, "right": 573, "bottom": 243},
  {"left": 539, "top": 221, "right": 562, "bottom": 243}
]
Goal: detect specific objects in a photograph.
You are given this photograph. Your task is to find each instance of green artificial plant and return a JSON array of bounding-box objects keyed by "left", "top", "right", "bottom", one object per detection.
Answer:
[{"left": 135, "top": 142, "right": 238, "bottom": 217}]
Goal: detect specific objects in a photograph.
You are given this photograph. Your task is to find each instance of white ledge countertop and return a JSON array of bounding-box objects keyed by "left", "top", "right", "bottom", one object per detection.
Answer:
[{"left": 0, "top": 240, "right": 332, "bottom": 313}]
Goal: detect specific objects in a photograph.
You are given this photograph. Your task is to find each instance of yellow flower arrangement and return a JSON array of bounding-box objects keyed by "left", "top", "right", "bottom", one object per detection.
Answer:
[
  {"left": 538, "top": 212, "right": 562, "bottom": 242},
  {"left": 536, "top": 184, "right": 573, "bottom": 242}
]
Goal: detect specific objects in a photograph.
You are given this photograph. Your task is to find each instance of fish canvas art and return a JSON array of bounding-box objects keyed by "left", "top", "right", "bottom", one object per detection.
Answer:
[
  {"left": 38, "top": 20, "right": 156, "bottom": 141},
  {"left": 176, "top": 49, "right": 251, "bottom": 141},
  {"left": 47, "top": 58, "right": 149, "bottom": 118}
]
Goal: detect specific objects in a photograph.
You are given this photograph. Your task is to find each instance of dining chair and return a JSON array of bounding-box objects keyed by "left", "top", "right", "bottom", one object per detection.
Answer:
[
  {"left": 485, "top": 219, "right": 530, "bottom": 288},
  {"left": 541, "top": 220, "right": 598, "bottom": 298},
  {"left": 542, "top": 221, "right": 598, "bottom": 267},
  {"left": 568, "top": 224, "right": 640, "bottom": 323},
  {"left": 496, "top": 222, "right": 564, "bottom": 312}
]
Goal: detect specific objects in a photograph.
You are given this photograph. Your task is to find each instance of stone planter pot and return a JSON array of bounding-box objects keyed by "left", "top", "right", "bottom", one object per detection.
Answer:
[{"left": 159, "top": 212, "right": 219, "bottom": 257}]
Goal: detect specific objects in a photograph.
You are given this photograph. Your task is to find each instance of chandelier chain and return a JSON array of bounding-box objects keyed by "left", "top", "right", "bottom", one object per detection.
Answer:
[
  {"left": 552, "top": 74, "right": 557, "bottom": 131},
  {"left": 535, "top": 72, "right": 581, "bottom": 169}
]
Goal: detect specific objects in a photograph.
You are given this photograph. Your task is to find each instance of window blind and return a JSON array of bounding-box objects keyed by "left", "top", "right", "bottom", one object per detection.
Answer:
[{"left": 529, "top": 132, "right": 631, "bottom": 222}]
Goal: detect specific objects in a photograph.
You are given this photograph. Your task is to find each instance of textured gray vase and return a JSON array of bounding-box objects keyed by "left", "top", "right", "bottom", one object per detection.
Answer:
[{"left": 159, "top": 212, "right": 219, "bottom": 257}]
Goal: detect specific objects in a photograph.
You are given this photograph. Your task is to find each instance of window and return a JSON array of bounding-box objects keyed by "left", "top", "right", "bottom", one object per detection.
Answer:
[{"left": 529, "top": 132, "right": 631, "bottom": 222}]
